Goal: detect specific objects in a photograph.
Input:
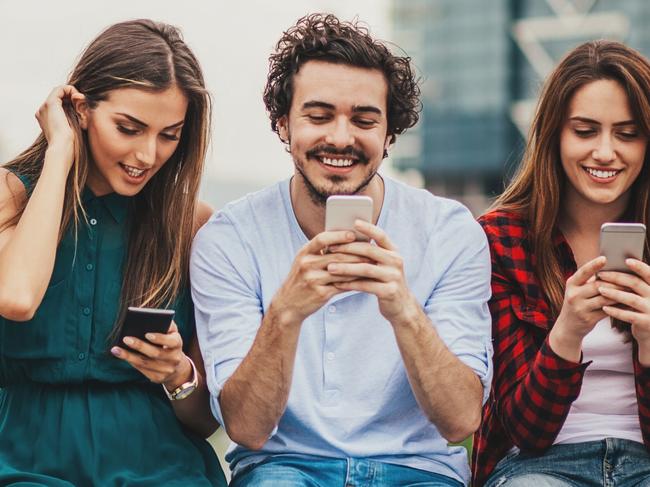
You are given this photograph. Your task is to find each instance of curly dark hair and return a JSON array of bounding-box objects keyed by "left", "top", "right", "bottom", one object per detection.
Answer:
[{"left": 263, "top": 13, "right": 421, "bottom": 144}]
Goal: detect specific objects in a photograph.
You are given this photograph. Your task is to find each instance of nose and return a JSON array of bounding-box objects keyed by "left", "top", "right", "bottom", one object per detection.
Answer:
[
  {"left": 592, "top": 135, "right": 616, "bottom": 163},
  {"left": 135, "top": 136, "right": 157, "bottom": 167},
  {"left": 324, "top": 117, "right": 355, "bottom": 147}
]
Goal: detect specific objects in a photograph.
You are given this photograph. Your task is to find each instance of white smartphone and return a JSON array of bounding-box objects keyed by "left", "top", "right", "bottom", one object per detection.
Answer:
[
  {"left": 325, "top": 195, "right": 374, "bottom": 241},
  {"left": 599, "top": 223, "right": 646, "bottom": 272}
]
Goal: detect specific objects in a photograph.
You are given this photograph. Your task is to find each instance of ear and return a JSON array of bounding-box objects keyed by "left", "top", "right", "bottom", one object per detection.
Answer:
[
  {"left": 383, "top": 134, "right": 393, "bottom": 157},
  {"left": 277, "top": 115, "right": 289, "bottom": 144},
  {"left": 71, "top": 93, "right": 89, "bottom": 129}
]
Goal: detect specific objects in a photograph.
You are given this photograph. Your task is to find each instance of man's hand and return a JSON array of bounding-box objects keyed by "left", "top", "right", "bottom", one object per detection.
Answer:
[
  {"left": 326, "top": 219, "right": 418, "bottom": 326},
  {"left": 271, "top": 229, "right": 370, "bottom": 323}
]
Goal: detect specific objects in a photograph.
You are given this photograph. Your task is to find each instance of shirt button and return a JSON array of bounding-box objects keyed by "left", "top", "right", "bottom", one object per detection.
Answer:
[
  {"left": 78, "top": 352, "right": 86, "bottom": 360},
  {"left": 89, "top": 218, "right": 98, "bottom": 226},
  {"left": 328, "top": 305, "right": 336, "bottom": 313},
  {"left": 86, "top": 263, "right": 94, "bottom": 271},
  {"left": 82, "top": 307, "right": 91, "bottom": 316},
  {"left": 326, "top": 352, "right": 335, "bottom": 361}
]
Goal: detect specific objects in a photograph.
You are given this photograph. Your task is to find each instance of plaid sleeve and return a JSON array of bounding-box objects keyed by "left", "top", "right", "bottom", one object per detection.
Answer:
[
  {"left": 485, "top": 216, "right": 590, "bottom": 453},
  {"left": 633, "top": 344, "right": 650, "bottom": 447}
]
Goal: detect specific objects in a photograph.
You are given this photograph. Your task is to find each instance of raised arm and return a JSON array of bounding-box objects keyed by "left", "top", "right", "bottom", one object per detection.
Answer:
[{"left": 0, "top": 86, "right": 81, "bottom": 321}]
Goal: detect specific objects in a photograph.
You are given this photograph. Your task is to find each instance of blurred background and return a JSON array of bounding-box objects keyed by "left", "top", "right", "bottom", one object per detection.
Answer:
[{"left": 3, "top": 0, "right": 650, "bottom": 478}]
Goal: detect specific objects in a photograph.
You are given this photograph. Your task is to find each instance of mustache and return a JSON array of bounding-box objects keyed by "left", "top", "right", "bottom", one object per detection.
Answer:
[{"left": 305, "top": 145, "right": 369, "bottom": 164}]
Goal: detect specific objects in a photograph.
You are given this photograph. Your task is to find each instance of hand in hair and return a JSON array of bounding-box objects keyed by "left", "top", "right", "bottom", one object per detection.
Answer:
[
  {"left": 549, "top": 256, "right": 616, "bottom": 362},
  {"left": 598, "top": 259, "right": 650, "bottom": 365},
  {"left": 35, "top": 85, "right": 84, "bottom": 162},
  {"left": 110, "top": 321, "right": 193, "bottom": 389}
]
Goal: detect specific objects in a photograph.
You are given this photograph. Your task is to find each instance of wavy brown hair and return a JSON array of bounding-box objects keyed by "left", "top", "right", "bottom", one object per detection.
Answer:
[
  {"left": 2, "top": 19, "right": 211, "bottom": 340},
  {"left": 263, "top": 13, "right": 421, "bottom": 144},
  {"left": 493, "top": 40, "right": 650, "bottom": 322}
]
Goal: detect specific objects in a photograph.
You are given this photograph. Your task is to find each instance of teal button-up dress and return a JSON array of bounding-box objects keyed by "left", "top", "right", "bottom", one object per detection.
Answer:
[{"left": 0, "top": 184, "right": 226, "bottom": 486}]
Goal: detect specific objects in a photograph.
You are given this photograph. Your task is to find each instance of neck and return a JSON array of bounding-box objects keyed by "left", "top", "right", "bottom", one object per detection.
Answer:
[
  {"left": 559, "top": 189, "right": 630, "bottom": 239},
  {"left": 290, "top": 174, "right": 385, "bottom": 240}
]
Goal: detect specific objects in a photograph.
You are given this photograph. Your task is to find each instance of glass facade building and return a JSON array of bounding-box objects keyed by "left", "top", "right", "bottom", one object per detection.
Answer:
[{"left": 391, "top": 0, "right": 650, "bottom": 207}]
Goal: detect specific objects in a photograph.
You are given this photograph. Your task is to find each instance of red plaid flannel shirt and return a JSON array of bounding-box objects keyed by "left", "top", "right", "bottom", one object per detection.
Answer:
[{"left": 471, "top": 209, "right": 650, "bottom": 486}]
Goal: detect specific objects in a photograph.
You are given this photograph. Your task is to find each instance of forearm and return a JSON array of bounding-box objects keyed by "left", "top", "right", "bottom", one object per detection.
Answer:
[
  {"left": 393, "top": 304, "right": 483, "bottom": 443},
  {"left": 219, "top": 302, "right": 302, "bottom": 449},
  {"left": 0, "top": 145, "right": 70, "bottom": 319},
  {"left": 170, "top": 362, "right": 219, "bottom": 438}
]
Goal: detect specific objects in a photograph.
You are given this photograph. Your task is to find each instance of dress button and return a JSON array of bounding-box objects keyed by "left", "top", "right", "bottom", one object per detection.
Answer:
[
  {"left": 86, "top": 263, "right": 94, "bottom": 271},
  {"left": 328, "top": 305, "right": 336, "bottom": 313},
  {"left": 82, "top": 307, "right": 91, "bottom": 316},
  {"left": 78, "top": 352, "right": 86, "bottom": 360},
  {"left": 89, "top": 218, "right": 98, "bottom": 225},
  {"left": 327, "top": 352, "right": 335, "bottom": 361}
]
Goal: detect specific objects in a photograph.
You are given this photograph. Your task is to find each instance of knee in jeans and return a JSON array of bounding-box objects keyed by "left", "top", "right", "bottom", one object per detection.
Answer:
[{"left": 490, "top": 473, "right": 572, "bottom": 487}]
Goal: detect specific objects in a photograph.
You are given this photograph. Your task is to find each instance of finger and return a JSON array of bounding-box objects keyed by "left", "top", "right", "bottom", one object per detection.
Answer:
[
  {"left": 305, "top": 231, "right": 356, "bottom": 255},
  {"left": 599, "top": 287, "right": 650, "bottom": 313},
  {"left": 570, "top": 256, "right": 607, "bottom": 286},
  {"left": 626, "top": 259, "right": 650, "bottom": 285},
  {"left": 319, "top": 252, "right": 374, "bottom": 266},
  {"left": 334, "top": 279, "right": 396, "bottom": 298},
  {"left": 328, "top": 262, "right": 396, "bottom": 283},
  {"left": 328, "top": 241, "right": 400, "bottom": 266},
  {"left": 145, "top": 322, "right": 183, "bottom": 349},
  {"left": 120, "top": 336, "right": 166, "bottom": 360},
  {"left": 353, "top": 220, "right": 397, "bottom": 251},
  {"left": 602, "top": 305, "right": 646, "bottom": 326},
  {"left": 598, "top": 271, "right": 650, "bottom": 297},
  {"left": 585, "top": 294, "right": 618, "bottom": 310}
]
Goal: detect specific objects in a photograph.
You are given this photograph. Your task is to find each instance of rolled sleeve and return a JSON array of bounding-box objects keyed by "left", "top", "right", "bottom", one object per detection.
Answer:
[
  {"left": 424, "top": 205, "right": 493, "bottom": 404},
  {"left": 190, "top": 212, "right": 263, "bottom": 428}
]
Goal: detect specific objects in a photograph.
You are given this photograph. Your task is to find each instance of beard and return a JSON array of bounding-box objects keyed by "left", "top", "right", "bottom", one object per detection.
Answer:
[{"left": 292, "top": 144, "right": 378, "bottom": 206}]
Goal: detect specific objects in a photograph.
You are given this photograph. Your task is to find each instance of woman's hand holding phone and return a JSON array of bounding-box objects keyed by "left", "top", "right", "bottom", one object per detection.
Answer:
[
  {"left": 598, "top": 259, "right": 650, "bottom": 365},
  {"left": 111, "top": 321, "right": 193, "bottom": 389}
]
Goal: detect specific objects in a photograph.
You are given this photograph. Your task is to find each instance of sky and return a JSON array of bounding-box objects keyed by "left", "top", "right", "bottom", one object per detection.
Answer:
[{"left": 0, "top": 0, "right": 397, "bottom": 208}]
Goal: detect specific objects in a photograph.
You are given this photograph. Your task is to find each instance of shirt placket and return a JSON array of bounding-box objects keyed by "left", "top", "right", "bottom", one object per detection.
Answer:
[{"left": 322, "top": 299, "right": 343, "bottom": 407}]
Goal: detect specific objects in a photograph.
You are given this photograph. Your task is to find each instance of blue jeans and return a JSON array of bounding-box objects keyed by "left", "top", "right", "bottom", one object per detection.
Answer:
[
  {"left": 486, "top": 438, "right": 650, "bottom": 487},
  {"left": 230, "top": 455, "right": 463, "bottom": 487}
]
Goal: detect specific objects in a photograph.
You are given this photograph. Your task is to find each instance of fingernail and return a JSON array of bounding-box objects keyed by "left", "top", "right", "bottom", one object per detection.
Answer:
[
  {"left": 145, "top": 333, "right": 155, "bottom": 341},
  {"left": 111, "top": 347, "right": 121, "bottom": 356},
  {"left": 626, "top": 258, "right": 636, "bottom": 265},
  {"left": 329, "top": 264, "right": 339, "bottom": 272},
  {"left": 123, "top": 337, "right": 133, "bottom": 346},
  {"left": 346, "top": 232, "right": 355, "bottom": 240}
]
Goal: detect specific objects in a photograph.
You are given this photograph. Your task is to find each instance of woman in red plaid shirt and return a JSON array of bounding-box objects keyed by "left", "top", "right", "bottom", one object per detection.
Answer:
[{"left": 473, "top": 41, "right": 650, "bottom": 486}]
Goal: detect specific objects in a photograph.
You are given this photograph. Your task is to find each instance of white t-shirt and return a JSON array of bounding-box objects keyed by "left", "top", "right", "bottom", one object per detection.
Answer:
[{"left": 555, "top": 317, "right": 642, "bottom": 444}]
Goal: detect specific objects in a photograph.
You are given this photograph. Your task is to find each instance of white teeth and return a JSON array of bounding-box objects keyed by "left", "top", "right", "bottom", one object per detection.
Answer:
[
  {"left": 322, "top": 157, "right": 354, "bottom": 167},
  {"left": 121, "top": 164, "right": 146, "bottom": 178},
  {"left": 585, "top": 167, "right": 618, "bottom": 179}
]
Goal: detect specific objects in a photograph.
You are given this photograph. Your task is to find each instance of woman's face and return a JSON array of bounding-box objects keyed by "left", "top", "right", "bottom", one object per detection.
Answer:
[
  {"left": 81, "top": 85, "right": 188, "bottom": 197},
  {"left": 559, "top": 79, "right": 647, "bottom": 213}
]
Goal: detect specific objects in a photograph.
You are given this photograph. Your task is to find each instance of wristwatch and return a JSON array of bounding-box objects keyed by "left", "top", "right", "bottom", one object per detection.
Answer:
[{"left": 163, "top": 356, "right": 198, "bottom": 401}]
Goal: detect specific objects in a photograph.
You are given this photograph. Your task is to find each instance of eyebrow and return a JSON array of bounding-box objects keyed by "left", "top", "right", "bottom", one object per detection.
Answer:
[
  {"left": 116, "top": 113, "right": 185, "bottom": 130},
  {"left": 569, "top": 116, "right": 637, "bottom": 127},
  {"left": 302, "top": 101, "right": 383, "bottom": 115}
]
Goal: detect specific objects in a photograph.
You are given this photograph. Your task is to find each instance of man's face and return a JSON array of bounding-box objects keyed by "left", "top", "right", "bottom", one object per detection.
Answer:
[{"left": 278, "top": 60, "right": 391, "bottom": 206}]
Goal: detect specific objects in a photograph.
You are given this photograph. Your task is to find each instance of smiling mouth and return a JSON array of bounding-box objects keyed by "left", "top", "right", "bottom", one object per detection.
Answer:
[
  {"left": 583, "top": 166, "right": 622, "bottom": 180},
  {"left": 119, "top": 163, "right": 148, "bottom": 179}
]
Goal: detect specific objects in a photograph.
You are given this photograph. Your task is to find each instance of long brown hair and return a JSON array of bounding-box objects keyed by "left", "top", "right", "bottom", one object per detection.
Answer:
[
  {"left": 493, "top": 40, "right": 650, "bottom": 317},
  {"left": 2, "top": 19, "right": 211, "bottom": 339}
]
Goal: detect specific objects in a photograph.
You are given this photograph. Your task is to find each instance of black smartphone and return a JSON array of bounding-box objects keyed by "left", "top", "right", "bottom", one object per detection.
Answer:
[{"left": 113, "top": 306, "right": 175, "bottom": 347}]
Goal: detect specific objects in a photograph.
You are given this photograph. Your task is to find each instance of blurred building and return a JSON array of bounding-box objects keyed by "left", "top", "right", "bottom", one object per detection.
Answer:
[{"left": 390, "top": 0, "right": 650, "bottom": 213}]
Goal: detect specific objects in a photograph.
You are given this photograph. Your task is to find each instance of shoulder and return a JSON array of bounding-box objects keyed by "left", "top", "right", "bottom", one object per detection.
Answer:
[
  {"left": 0, "top": 167, "right": 27, "bottom": 220},
  {"left": 478, "top": 208, "right": 528, "bottom": 241},
  {"left": 193, "top": 200, "right": 214, "bottom": 237}
]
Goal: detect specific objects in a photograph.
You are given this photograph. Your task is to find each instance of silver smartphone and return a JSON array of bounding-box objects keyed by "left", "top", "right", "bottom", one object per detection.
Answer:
[
  {"left": 325, "top": 195, "right": 373, "bottom": 241},
  {"left": 599, "top": 223, "right": 646, "bottom": 272}
]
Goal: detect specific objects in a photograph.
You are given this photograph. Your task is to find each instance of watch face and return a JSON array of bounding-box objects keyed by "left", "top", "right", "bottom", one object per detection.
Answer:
[{"left": 172, "top": 384, "right": 197, "bottom": 401}]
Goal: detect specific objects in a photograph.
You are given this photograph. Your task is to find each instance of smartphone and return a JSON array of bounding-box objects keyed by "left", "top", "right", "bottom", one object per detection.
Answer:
[
  {"left": 599, "top": 223, "right": 646, "bottom": 272},
  {"left": 113, "top": 307, "right": 175, "bottom": 347},
  {"left": 325, "top": 195, "right": 374, "bottom": 241}
]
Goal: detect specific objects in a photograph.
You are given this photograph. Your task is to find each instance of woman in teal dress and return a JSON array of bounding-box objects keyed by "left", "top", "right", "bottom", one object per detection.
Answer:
[{"left": 0, "top": 20, "right": 227, "bottom": 486}]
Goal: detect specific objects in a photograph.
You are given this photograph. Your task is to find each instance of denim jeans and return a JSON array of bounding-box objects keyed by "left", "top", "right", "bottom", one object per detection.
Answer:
[
  {"left": 230, "top": 454, "right": 464, "bottom": 487},
  {"left": 485, "top": 438, "right": 650, "bottom": 487}
]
